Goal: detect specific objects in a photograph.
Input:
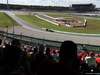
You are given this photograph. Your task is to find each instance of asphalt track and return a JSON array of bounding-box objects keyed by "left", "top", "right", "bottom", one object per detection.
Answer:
[{"left": 3, "top": 11, "right": 100, "bottom": 46}]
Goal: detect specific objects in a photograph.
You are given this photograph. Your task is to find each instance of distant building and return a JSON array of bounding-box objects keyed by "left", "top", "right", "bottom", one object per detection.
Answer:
[{"left": 71, "top": 3, "right": 96, "bottom": 11}]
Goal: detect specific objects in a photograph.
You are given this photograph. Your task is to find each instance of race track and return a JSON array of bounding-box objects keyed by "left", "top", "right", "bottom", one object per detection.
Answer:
[{"left": 3, "top": 11, "right": 100, "bottom": 46}]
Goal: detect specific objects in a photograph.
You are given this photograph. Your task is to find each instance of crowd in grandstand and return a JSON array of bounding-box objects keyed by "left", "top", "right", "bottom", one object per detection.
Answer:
[{"left": 0, "top": 38, "right": 100, "bottom": 75}]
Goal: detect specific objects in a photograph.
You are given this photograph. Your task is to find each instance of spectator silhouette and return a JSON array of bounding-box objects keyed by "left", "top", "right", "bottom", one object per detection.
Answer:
[
  {"left": 45, "top": 47, "right": 54, "bottom": 61},
  {"left": 30, "top": 48, "right": 38, "bottom": 67},
  {"left": 52, "top": 50, "right": 58, "bottom": 62},
  {"left": 58, "top": 40, "right": 82, "bottom": 75},
  {"left": 85, "top": 51, "right": 96, "bottom": 70},
  {"left": 0, "top": 45, "right": 26, "bottom": 75},
  {"left": 95, "top": 54, "right": 100, "bottom": 72},
  {"left": 81, "top": 52, "right": 86, "bottom": 62},
  {"left": 11, "top": 39, "right": 21, "bottom": 47},
  {"left": 37, "top": 41, "right": 82, "bottom": 75},
  {"left": 0, "top": 45, "right": 33, "bottom": 75},
  {"left": 31, "top": 44, "right": 48, "bottom": 74},
  {"left": 71, "top": 55, "right": 81, "bottom": 72},
  {"left": 11, "top": 39, "right": 23, "bottom": 50},
  {"left": 34, "top": 48, "right": 38, "bottom": 54}
]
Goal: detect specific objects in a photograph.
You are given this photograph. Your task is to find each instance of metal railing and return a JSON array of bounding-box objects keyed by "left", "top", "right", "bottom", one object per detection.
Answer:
[
  {"left": 0, "top": 31, "right": 100, "bottom": 51},
  {"left": 0, "top": 31, "right": 62, "bottom": 47}
]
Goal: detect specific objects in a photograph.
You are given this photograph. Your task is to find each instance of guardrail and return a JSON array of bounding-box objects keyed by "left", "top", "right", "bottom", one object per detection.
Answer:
[
  {"left": 0, "top": 31, "right": 62, "bottom": 47},
  {"left": 0, "top": 31, "right": 100, "bottom": 52}
]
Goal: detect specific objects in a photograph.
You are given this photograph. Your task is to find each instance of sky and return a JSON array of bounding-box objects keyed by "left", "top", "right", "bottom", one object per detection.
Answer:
[{"left": 0, "top": 0, "right": 100, "bottom": 8}]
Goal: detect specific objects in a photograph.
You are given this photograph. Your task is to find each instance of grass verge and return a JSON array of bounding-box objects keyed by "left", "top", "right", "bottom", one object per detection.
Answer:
[
  {"left": 16, "top": 13, "right": 100, "bottom": 34},
  {"left": 0, "top": 12, "right": 19, "bottom": 30}
]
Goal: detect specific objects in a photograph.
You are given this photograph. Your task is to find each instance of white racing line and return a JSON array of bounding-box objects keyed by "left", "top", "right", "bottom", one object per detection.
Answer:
[
  {"left": 42, "top": 14, "right": 57, "bottom": 19},
  {"left": 35, "top": 15, "right": 58, "bottom": 25}
]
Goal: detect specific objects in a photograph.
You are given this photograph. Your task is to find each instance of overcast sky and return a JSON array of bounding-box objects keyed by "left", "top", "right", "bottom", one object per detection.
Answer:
[{"left": 0, "top": 0, "right": 100, "bottom": 7}]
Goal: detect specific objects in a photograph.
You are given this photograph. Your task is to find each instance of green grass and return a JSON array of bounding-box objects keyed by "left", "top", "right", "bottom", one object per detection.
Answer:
[
  {"left": 17, "top": 15, "right": 59, "bottom": 28},
  {"left": 0, "top": 12, "right": 19, "bottom": 29},
  {"left": 17, "top": 13, "right": 100, "bottom": 34},
  {"left": 44, "top": 12, "right": 74, "bottom": 18}
]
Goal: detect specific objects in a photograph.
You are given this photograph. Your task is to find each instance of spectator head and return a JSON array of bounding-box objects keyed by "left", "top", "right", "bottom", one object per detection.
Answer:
[
  {"left": 46, "top": 47, "right": 50, "bottom": 54},
  {"left": 99, "top": 54, "right": 100, "bottom": 57},
  {"left": 95, "top": 54, "right": 98, "bottom": 58},
  {"left": 81, "top": 52, "right": 84, "bottom": 56},
  {"left": 89, "top": 51, "right": 94, "bottom": 56},
  {"left": 59, "top": 40, "right": 77, "bottom": 59},
  {"left": 53, "top": 50, "right": 56, "bottom": 54},
  {"left": 34, "top": 48, "right": 38, "bottom": 53},
  {"left": 3, "top": 45, "right": 23, "bottom": 67},
  {"left": 11, "top": 39, "right": 22, "bottom": 47},
  {"left": 39, "top": 44, "right": 44, "bottom": 52},
  {"left": 78, "top": 54, "right": 82, "bottom": 59}
]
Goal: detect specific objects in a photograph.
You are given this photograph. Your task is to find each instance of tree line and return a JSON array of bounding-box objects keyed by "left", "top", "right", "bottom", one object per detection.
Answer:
[{"left": 0, "top": 3, "right": 69, "bottom": 11}]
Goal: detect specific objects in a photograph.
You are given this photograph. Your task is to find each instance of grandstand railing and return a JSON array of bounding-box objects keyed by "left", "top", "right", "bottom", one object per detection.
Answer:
[
  {"left": 0, "top": 31, "right": 62, "bottom": 47},
  {"left": 0, "top": 31, "right": 100, "bottom": 51}
]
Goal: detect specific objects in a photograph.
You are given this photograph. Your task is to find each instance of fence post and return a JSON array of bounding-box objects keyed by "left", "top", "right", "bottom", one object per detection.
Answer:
[
  {"left": 31, "top": 34, "right": 33, "bottom": 43},
  {"left": 6, "top": 26, "right": 8, "bottom": 39},
  {"left": 43, "top": 36, "right": 45, "bottom": 44}
]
